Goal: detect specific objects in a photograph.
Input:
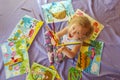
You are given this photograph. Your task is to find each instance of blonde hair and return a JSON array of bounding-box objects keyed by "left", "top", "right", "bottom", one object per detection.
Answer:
[{"left": 68, "top": 16, "right": 94, "bottom": 38}]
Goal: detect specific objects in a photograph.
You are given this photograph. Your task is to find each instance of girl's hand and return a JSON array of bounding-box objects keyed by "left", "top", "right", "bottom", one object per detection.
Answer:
[
  {"left": 51, "top": 34, "right": 59, "bottom": 46},
  {"left": 56, "top": 46, "right": 65, "bottom": 54},
  {"left": 51, "top": 38, "right": 57, "bottom": 46}
]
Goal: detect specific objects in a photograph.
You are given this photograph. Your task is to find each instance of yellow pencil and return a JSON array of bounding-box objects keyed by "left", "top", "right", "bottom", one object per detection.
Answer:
[
  {"left": 57, "top": 42, "right": 81, "bottom": 46},
  {"left": 57, "top": 42, "right": 92, "bottom": 47}
]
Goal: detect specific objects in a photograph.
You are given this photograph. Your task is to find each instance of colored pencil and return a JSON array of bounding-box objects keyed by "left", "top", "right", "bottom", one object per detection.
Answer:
[{"left": 57, "top": 42, "right": 81, "bottom": 46}]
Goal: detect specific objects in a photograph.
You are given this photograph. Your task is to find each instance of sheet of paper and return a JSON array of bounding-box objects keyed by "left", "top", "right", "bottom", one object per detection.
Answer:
[
  {"left": 26, "top": 63, "right": 56, "bottom": 80},
  {"left": 76, "top": 40, "right": 104, "bottom": 75},
  {"left": 42, "top": 0, "right": 74, "bottom": 23},
  {"left": 68, "top": 67, "right": 82, "bottom": 80},
  {"left": 70, "top": 9, "right": 104, "bottom": 43},
  {"left": 8, "top": 15, "right": 43, "bottom": 50},
  {"left": 1, "top": 39, "right": 30, "bottom": 79}
]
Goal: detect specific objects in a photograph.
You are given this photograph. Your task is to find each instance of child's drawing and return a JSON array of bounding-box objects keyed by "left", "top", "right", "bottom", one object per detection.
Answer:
[
  {"left": 8, "top": 15, "right": 43, "bottom": 50},
  {"left": 42, "top": 1, "right": 74, "bottom": 23},
  {"left": 1, "top": 39, "right": 30, "bottom": 79},
  {"left": 26, "top": 63, "right": 56, "bottom": 80},
  {"left": 76, "top": 40, "right": 104, "bottom": 75}
]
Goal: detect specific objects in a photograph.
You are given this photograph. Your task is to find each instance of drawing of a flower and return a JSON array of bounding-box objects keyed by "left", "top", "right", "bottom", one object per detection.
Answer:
[
  {"left": 11, "top": 47, "right": 15, "bottom": 51},
  {"left": 11, "top": 51, "right": 16, "bottom": 57},
  {"left": 91, "top": 63, "right": 99, "bottom": 73},
  {"left": 4, "top": 53, "right": 9, "bottom": 58},
  {"left": 14, "top": 65, "right": 20, "bottom": 71},
  {"left": 9, "top": 42, "right": 14, "bottom": 46},
  {"left": 96, "top": 56, "right": 101, "bottom": 62},
  {"left": 1, "top": 45, "right": 7, "bottom": 53}
]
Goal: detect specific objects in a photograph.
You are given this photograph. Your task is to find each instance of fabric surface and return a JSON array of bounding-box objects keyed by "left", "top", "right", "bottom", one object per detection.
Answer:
[{"left": 0, "top": 0, "right": 120, "bottom": 80}]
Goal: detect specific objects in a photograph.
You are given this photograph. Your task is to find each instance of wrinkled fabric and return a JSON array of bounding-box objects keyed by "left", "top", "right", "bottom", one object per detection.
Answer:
[{"left": 0, "top": 0, "right": 120, "bottom": 80}]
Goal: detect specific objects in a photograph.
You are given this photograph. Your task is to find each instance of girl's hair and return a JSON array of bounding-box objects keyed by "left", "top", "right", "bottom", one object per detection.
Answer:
[{"left": 68, "top": 16, "right": 94, "bottom": 38}]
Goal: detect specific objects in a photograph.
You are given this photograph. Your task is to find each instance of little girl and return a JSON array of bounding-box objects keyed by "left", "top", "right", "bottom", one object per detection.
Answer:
[{"left": 45, "top": 15, "right": 94, "bottom": 64}]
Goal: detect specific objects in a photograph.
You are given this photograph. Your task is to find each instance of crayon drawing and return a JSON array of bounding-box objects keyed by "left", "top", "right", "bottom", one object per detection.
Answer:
[
  {"left": 76, "top": 40, "right": 104, "bottom": 75},
  {"left": 8, "top": 15, "right": 43, "bottom": 50},
  {"left": 26, "top": 63, "right": 56, "bottom": 80},
  {"left": 1, "top": 39, "right": 30, "bottom": 79},
  {"left": 42, "top": 1, "right": 74, "bottom": 23}
]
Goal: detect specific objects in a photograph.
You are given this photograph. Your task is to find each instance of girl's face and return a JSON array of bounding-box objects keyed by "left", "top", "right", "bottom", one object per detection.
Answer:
[{"left": 68, "top": 24, "right": 89, "bottom": 41}]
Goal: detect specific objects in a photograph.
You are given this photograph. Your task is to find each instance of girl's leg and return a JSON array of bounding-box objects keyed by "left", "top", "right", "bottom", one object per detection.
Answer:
[
  {"left": 54, "top": 47, "right": 65, "bottom": 63},
  {"left": 45, "top": 31, "right": 54, "bottom": 64}
]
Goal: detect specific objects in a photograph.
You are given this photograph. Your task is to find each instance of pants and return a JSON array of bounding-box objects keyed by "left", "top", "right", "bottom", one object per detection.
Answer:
[{"left": 45, "top": 31, "right": 65, "bottom": 65}]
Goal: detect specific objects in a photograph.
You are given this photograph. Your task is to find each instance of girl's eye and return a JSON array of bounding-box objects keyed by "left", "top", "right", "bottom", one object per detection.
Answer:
[
  {"left": 77, "top": 32, "right": 79, "bottom": 34},
  {"left": 73, "top": 27, "right": 75, "bottom": 29},
  {"left": 78, "top": 38, "right": 81, "bottom": 40}
]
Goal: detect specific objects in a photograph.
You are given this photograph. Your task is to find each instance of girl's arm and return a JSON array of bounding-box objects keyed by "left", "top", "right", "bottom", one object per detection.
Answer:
[
  {"left": 56, "top": 26, "right": 68, "bottom": 38},
  {"left": 59, "top": 44, "right": 81, "bottom": 58},
  {"left": 51, "top": 26, "right": 68, "bottom": 46}
]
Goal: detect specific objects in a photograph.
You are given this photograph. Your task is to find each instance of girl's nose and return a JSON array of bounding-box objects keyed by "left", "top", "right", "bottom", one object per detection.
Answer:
[{"left": 72, "top": 30, "right": 76, "bottom": 34}]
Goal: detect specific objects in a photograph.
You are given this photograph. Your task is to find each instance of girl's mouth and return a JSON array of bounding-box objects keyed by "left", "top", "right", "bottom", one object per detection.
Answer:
[{"left": 68, "top": 33, "right": 73, "bottom": 38}]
